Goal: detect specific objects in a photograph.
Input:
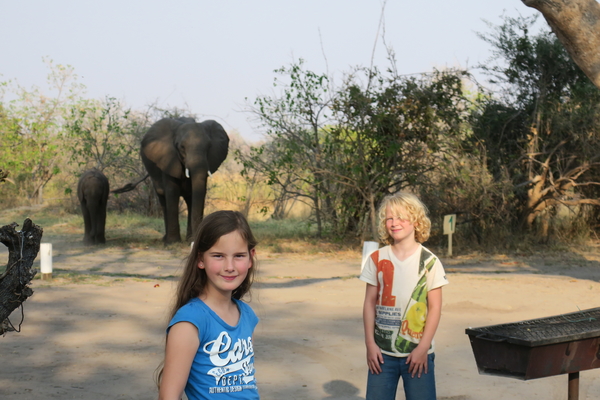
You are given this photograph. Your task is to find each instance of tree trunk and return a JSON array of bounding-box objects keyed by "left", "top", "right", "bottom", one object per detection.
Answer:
[
  {"left": 0, "top": 219, "right": 42, "bottom": 335},
  {"left": 369, "top": 192, "right": 378, "bottom": 241},
  {"left": 522, "top": 0, "right": 600, "bottom": 89},
  {"left": 313, "top": 193, "right": 323, "bottom": 238}
]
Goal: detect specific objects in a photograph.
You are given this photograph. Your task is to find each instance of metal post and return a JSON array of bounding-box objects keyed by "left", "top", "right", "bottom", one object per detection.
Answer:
[
  {"left": 447, "top": 233, "right": 453, "bottom": 257},
  {"left": 568, "top": 372, "right": 579, "bottom": 400}
]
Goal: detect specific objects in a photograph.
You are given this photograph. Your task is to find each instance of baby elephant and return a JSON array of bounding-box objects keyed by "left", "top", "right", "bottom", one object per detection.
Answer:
[{"left": 77, "top": 169, "right": 109, "bottom": 245}]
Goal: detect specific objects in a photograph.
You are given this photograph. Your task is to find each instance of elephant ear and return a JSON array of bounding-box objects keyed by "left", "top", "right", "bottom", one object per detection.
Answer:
[
  {"left": 141, "top": 118, "right": 185, "bottom": 178},
  {"left": 202, "top": 120, "right": 230, "bottom": 174}
]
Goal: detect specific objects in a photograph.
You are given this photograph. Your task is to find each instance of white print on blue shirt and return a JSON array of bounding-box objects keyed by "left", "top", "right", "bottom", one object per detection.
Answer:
[{"left": 205, "top": 331, "right": 256, "bottom": 386}]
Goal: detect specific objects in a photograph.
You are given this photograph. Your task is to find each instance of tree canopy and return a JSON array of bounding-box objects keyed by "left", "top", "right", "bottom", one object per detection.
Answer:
[
  {"left": 2, "top": 12, "right": 599, "bottom": 247},
  {"left": 472, "top": 14, "right": 600, "bottom": 236},
  {"left": 239, "top": 60, "right": 471, "bottom": 239}
]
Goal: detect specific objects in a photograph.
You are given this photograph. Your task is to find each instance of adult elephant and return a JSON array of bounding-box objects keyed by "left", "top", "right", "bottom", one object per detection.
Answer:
[
  {"left": 77, "top": 169, "right": 109, "bottom": 245},
  {"left": 141, "top": 118, "right": 229, "bottom": 244}
]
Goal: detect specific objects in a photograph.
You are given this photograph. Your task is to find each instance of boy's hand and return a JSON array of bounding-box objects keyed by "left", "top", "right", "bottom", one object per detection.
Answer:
[
  {"left": 406, "top": 345, "right": 428, "bottom": 378},
  {"left": 366, "top": 342, "right": 384, "bottom": 374}
]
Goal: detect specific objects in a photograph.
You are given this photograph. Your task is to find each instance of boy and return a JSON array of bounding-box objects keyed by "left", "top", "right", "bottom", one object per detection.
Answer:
[{"left": 360, "top": 192, "right": 448, "bottom": 400}]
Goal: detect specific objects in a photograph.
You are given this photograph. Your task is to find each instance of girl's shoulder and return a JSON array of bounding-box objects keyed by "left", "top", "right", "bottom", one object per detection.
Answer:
[
  {"left": 168, "top": 298, "right": 210, "bottom": 331},
  {"left": 173, "top": 298, "right": 208, "bottom": 317},
  {"left": 234, "top": 299, "right": 259, "bottom": 323},
  {"left": 180, "top": 297, "right": 205, "bottom": 310},
  {"left": 234, "top": 298, "right": 255, "bottom": 313}
]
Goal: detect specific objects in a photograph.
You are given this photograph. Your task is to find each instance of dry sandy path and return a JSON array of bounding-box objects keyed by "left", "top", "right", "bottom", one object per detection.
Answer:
[{"left": 1, "top": 240, "right": 600, "bottom": 400}]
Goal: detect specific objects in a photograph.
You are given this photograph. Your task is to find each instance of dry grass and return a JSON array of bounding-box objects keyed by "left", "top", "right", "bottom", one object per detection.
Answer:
[{"left": 3, "top": 204, "right": 599, "bottom": 267}]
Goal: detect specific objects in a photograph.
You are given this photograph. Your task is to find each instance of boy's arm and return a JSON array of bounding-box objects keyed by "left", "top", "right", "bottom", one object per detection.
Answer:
[
  {"left": 363, "top": 283, "right": 383, "bottom": 374},
  {"left": 406, "top": 287, "right": 442, "bottom": 378}
]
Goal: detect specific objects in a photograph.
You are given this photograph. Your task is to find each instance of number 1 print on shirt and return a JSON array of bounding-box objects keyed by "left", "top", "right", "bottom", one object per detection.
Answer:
[{"left": 371, "top": 251, "right": 396, "bottom": 307}]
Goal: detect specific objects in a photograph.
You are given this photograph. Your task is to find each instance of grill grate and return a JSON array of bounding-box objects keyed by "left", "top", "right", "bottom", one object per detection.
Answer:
[{"left": 467, "top": 307, "right": 600, "bottom": 347}]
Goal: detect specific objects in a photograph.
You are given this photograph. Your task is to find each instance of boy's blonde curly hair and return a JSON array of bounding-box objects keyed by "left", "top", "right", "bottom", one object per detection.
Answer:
[{"left": 377, "top": 192, "right": 431, "bottom": 245}]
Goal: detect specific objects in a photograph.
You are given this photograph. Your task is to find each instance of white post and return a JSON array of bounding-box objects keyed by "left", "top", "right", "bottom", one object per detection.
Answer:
[
  {"left": 443, "top": 214, "right": 456, "bottom": 257},
  {"left": 361, "top": 241, "right": 379, "bottom": 271},
  {"left": 40, "top": 243, "right": 53, "bottom": 280}
]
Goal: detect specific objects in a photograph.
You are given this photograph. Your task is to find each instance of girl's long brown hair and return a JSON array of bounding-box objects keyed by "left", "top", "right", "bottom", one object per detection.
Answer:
[{"left": 156, "top": 210, "right": 258, "bottom": 389}]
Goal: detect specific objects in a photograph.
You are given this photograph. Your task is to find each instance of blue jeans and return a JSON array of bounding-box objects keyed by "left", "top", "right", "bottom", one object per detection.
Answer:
[{"left": 366, "top": 353, "right": 436, "bottom": 400}]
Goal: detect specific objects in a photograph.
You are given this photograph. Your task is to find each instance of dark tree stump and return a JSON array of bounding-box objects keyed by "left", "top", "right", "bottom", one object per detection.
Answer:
[{"left": 0, "top": 219, "right": 43, "bottom": 335}]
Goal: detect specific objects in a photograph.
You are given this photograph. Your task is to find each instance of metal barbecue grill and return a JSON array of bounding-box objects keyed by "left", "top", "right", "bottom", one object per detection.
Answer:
[{"left": 466, "top": 307, "right": 600, "bottom": 400}]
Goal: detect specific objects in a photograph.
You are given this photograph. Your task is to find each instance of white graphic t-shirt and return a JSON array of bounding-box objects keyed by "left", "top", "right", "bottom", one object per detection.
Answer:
[
  {"left": 360, "top": 244, "right": 448, "bottom": 357},
  {"left": 168, "top": 298, "right": 260, "bottom": 400}
]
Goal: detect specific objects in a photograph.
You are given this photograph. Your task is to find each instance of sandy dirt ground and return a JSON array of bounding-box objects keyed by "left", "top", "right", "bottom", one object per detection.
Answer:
[{"left": 1, "top": 233, "right": 600, "bottom": 400}]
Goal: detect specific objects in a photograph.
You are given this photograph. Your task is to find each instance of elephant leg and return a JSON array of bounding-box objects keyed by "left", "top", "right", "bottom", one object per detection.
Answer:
[
  {"left": 162, "top": 175, "right": 182, "bottom": 244},
  {"left": 182, "top": 192, "right": 194, "bottom": 242},
  {"left": 97, "top": 190, "right": 109, "bottom": 244},
  {"left": 96, "top": 202, "right": 107, "bottom": 244},
  {"left": 155, "top": 191, "right": 169, "bottom": 240},
  {"left": 86, "top": 198, "right": 105, "bottom": 245},
  {"left": 148, "top": 176, "right": 173, "bottom": 243},
  {"left": 80, "top": 200, "right": 94, "bottom": 246}
]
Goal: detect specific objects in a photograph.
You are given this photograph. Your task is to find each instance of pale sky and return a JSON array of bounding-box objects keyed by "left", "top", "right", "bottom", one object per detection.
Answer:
[{"left": 1, "top": 1, "right": 543, "bottom": 142}]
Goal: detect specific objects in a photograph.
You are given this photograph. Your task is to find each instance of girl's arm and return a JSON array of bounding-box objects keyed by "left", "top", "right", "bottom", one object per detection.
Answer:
[
  {"left": 158, "top": 322, "right": 200, "bottom": 400},
  {"left": 406, "top": 287, "right": 442, "bottom": 378},
  {"left": 363, "top": 283, "right": 383, "bottom": 374}
]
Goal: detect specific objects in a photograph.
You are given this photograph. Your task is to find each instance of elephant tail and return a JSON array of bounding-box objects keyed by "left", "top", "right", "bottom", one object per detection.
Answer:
[{"left": 111, "top": 174, "right": 150, "bottom": 194}]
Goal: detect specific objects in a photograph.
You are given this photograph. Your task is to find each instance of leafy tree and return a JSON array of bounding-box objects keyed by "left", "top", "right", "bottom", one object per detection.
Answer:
[
  {"left": 0, "top": 59, "right": 85, "bottom": 204},
  {"left": 239, "top": 60, "right": 335, "bottom": 236},
  {"left": 241, "top": 61, "right": 471, "bottom": 239},
  {"left": 472, "top": 15, "right": 600, "bottom": 237},
  {"left": 0, "top": 105, "right": 18, "bottom": 190},
  {"left": 330, "top": 67, "right": 470, "bottom": 238},
  {"left": 64, "top": 97, "right": 141, "bottom": 175}
]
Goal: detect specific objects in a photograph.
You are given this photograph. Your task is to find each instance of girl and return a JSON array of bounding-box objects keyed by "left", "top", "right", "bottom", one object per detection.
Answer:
[
  {"left": 157, "top": 210, "right": 260, "bottom": 400},
  {"left": 360, "top": 192, "right": 449, "bottom": 400}
]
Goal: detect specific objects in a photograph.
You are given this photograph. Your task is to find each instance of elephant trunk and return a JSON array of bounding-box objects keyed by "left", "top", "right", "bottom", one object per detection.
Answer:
[{"left": 188, "top": 167, "right": 210, "bottom": 240}]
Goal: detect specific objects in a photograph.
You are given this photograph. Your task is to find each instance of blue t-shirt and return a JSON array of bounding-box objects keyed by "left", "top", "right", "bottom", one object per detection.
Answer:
[{"left": 168, "top": 298, "right": 260, "bottom": 400}]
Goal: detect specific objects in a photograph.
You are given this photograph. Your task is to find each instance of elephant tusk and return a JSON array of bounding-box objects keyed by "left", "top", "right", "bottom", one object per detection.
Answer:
[{"left": 208, "top": 170, "right": 212, "bottom": 177}]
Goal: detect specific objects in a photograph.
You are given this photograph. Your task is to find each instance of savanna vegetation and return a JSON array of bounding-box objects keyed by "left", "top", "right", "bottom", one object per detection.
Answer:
[{"left": 1, "top": 15, "right": 599, "bottom": 253}]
